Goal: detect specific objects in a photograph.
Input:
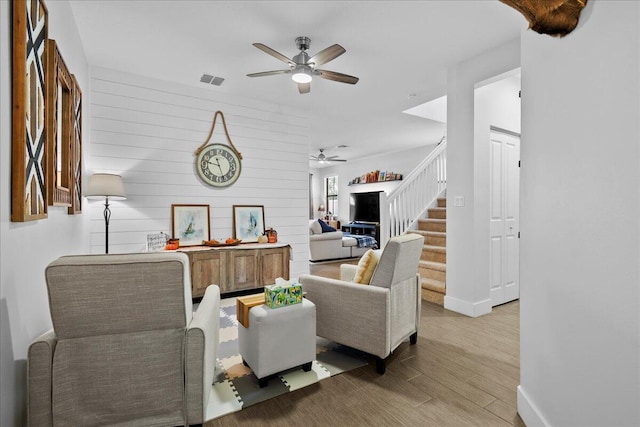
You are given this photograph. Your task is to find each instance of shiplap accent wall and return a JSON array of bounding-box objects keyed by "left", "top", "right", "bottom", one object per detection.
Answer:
[{"left": 88, "top": 67, "right": 310, "bottom": 279}]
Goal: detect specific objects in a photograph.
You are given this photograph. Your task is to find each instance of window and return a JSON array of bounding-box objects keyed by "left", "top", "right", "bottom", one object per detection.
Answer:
[{"left": 326, "top": 176, "right": 338, "bottom": 218}]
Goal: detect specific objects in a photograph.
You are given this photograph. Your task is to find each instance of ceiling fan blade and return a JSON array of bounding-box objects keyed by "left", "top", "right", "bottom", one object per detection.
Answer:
[
  {"left": 247, "top": 70, "right": 291, "bottom": 78},
  {"left": 308, "top": 44, "right": 346, "bottom": 67},
  {"left": 298, "top": 82, "right": 311, "bottom": 94},
  {"left": 317, "top": 69, "right": 359, "bottom": 85},
  {"left": 309, "top": 155, "right": 319, "bottom": 160},
  {"left": 328, "top": 158, "right": 347, "bottom": 162},
  {"left": 253, "top": 43, "right": 294, "bottom": 65}
]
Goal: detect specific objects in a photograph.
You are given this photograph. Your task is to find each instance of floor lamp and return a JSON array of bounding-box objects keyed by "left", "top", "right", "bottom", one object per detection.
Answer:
[{"left": 85, "top": 173, "right": 126, "bottom": 254}]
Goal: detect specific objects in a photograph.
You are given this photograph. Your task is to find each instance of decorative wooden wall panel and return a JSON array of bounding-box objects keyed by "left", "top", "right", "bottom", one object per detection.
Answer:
[
  {"left": 45, "top": 39, "right": 72, "bottom": 207},
  {"left": 69, "top": 75, "right": 82, "bottom": 214},
  {"left": 11, "top": 0, "right": 48, "bottom": 221}
]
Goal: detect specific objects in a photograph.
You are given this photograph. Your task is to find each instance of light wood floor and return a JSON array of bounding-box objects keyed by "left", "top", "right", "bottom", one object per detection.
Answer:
[{"left": 206, "top": 261, "right": 524, "bottom": 427}]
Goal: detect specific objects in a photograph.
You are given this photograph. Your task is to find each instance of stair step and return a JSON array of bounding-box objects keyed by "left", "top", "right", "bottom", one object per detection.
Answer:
[
  {"left": 422, "top": 288, "right": 445, "bottom": 305},
  {"left": 437, "top": 198, "right": 447, "bottom": 208},
  {"left": 421, "top": 277, "right": 446, "bottom": 293},
  {"left": 420, "top": 260, "right": 446, "bottom": 272},
  {"left": 416, "top": 231, "right": 446, "bottom": 247},
  {"left": 428, "top": 207, "right": 446, "bottom": 220},
  {"left": 422, "top": 244, "right": 446, "bottom": 263},
  {"left": 417, "top": 218, "right": 446, "bottom": 232},
  {"left": 419, "top": 260, "right": 446, "bottom": 282}
]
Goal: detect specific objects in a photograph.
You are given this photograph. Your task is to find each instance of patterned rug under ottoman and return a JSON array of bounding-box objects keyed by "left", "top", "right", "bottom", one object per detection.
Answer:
[{"left": 204, "top": 297, "right": 368, "bottom": 421}]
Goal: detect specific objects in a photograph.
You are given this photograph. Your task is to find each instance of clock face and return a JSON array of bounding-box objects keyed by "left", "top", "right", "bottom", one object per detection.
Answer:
[{"left": 196, "top": 144, "right": 241, "bottom": 187}]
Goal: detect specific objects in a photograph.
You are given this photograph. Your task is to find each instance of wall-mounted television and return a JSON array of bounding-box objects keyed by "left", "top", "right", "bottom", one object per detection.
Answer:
[{"left": 349, "top": 191, "right": 381, "bottom": 223}]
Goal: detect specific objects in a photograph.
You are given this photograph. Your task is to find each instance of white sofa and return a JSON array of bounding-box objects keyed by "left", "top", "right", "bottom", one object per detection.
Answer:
[{"left": 309, "top": 220, "right": 369, "bottom": 262}]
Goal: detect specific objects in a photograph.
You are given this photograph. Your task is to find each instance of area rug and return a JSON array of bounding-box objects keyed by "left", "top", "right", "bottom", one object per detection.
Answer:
[{"left": 204, "top": 297, "right": 368, "bottom": 421}]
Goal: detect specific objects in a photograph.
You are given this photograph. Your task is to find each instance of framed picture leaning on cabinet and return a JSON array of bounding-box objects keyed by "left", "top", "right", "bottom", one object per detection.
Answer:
[
  {"left": 233, "top": 205, "right": 265, "bottom": 243},
  {"left": 171, "top": 204, "right": 210, "bottom": 246}
]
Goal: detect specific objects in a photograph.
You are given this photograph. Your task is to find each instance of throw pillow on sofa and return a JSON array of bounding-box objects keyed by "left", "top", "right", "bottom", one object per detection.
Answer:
[
  {"left": 310, "top": 220, "right": 323, "bottom": 235},
  {"left": 318, "top": 219, "right": 337, "bottom": 232},
  {"left": 352, "top": 249, "right": 380, "bottom": 284}
]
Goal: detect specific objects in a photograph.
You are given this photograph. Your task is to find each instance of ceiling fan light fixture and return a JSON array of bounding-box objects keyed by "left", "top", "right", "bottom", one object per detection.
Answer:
[{"left": 292, "top": 66, "right": 312, "bottom": 84}]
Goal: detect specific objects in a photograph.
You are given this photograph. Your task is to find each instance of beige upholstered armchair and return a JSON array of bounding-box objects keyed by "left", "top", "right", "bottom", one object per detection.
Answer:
[
  {"left": 28, "top": 252, "right": 220, "bottom": 427},
  {"left": 299, "top": 233, "right": 424, "bottom": 374}
]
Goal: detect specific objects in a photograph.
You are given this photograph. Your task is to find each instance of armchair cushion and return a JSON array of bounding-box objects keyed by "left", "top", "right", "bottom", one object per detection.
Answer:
[
  {"left": 309, "top": 230, "right": 343, "bottom": 242},
  {"left": 352, "top": 249, "right": 380, "bottom": 284}
]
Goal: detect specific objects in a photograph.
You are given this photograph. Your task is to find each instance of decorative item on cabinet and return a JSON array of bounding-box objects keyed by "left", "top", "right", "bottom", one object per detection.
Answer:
[
  {"left": 265, "top": 227, "right": 278, "bottom": 243},
  {"left": 147, "top": 232, "right": 168, "bottom": 252}
]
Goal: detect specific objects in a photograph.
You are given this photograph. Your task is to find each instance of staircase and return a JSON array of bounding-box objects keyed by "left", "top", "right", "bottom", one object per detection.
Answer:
[
  {"left": 411, "top": 197, "right": 446, "bottom": 305},
  {"left": 382, "top": 140, "right": 447, "bottom": 305}
]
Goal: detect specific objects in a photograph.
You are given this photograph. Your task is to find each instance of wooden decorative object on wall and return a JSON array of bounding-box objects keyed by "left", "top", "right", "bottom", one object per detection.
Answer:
[
  {"left": 499, "top": 0, "right": 588, "bottom": 37},
  {"left": 68, "top": 75, "right": 82, "bottom": 214},
  {"left": 45, "top": 39, "right": 73, "bottom": 207},
  {"left": 11, "top": 0, "right": 49, "bottom": 221}
]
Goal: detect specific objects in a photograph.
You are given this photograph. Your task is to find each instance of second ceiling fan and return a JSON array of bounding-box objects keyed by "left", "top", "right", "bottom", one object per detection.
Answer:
[
  {"left": 310, "top": 148, "right": 347, "bottom": 164},
  {"left": 247, "top": 36, "right": 359, "bottom": 94}
]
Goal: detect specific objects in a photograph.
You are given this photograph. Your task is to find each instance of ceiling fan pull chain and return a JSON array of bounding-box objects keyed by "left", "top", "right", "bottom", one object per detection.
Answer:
[{"left": 194, "top": 110, "right": 243, "bottom": 159}]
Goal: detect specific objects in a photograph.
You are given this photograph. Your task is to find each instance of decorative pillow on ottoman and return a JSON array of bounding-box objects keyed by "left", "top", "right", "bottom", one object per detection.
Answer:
[
  {"left": 318, "top": 219, "right": 336, "bottom": 232},
  {"left": 352, "top": 249, "right": 380, "bottom": 284}
]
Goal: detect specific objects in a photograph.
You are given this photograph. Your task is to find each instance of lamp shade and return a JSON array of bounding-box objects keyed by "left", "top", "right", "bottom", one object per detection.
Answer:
[
  {"left": 85, "top": 174, "right": 126, "bottom": 200},
  {"left": 318, "top": 204, "right": 325, "bottom": 212}
]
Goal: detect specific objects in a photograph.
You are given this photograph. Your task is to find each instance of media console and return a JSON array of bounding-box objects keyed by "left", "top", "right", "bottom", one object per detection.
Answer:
[{"left": 342, "top": 222, "right": 380, "bottom": 240}]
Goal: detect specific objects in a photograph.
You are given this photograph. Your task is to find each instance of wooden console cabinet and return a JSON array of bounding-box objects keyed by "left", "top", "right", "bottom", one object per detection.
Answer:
[{"left": 180, "top": 243, "right": 291, "bottom": 297}]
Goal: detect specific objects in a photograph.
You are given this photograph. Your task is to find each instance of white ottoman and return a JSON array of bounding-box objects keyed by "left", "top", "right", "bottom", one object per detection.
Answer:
[{"left": 238, "top": 299, "right": 316, "bottom": 387}]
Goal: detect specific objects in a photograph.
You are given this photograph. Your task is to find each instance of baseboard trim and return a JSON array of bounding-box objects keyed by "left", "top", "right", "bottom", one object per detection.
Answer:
[
  {"left": 517, "top": 385, "right": 550, "bottom": 427},
  {"left": 443, "top": 295, "right": 492, "bottom": 317}
]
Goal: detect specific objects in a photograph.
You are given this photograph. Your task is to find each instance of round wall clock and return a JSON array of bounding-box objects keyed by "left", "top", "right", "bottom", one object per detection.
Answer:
[{"left": 195, "top": 143, "right": 242, "bottom": 188}]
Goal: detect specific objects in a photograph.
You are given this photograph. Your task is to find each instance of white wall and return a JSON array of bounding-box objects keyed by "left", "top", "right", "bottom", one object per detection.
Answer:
[
  {"left": 473, "top": 73, "right": 521, "bottom": 307},
  {"left": 445, "top": 38, "right": 520, "bottom": 317},
  {"left": 518, "top": 1, "right": 639, "bottom": 426},
  {"left": 0, "top": 2, "right": 90, "bottom": 425},
  {"left": 88, "top": 67, "right": 310, "bottom": 279},
  {"left": 311, "top": 143, "right": 440, "bottom": 225}
]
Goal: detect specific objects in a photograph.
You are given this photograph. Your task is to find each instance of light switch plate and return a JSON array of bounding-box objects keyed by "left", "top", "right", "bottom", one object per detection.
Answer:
[{"left": 454, "top": 196, "right": 465, "bottom": 207}]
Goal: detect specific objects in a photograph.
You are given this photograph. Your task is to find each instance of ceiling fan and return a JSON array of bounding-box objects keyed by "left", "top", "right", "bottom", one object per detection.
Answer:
[
  {"left": 310, "top": 148, "right": 347, "bottom": 164},
  {"left": 247, "top": 36, "right": 359, "bottom": 94}
]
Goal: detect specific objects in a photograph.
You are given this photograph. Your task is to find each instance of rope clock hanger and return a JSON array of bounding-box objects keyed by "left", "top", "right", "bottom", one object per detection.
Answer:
[{"left": 194, "top": 111, "right": 243, "bottom": 188}]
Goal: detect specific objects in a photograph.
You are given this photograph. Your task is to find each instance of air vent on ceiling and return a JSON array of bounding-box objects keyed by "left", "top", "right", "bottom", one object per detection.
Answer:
[{"left": 200, "top": 74, "right": 225, "bottom": 86}]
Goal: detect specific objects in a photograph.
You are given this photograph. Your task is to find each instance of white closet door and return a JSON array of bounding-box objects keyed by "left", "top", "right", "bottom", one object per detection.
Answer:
[{"left": 489, "top": 129, "right": 520, "bottom": 306}]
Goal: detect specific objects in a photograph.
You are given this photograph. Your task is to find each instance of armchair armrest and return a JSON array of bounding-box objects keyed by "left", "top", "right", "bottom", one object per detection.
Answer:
[
  {"left": 28, "top": 330, "right": 57, "bottom": 427},
  {"left": 299, "top": 274, "right": 391, "bottom": 358},
  {"left": 185, "top": 284, "right": 220, "bottom": 424}
]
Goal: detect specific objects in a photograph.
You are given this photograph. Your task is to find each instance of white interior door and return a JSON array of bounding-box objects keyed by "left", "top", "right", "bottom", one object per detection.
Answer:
[{"left": 489, "top": 128, "right": 520, "bottom": 306}]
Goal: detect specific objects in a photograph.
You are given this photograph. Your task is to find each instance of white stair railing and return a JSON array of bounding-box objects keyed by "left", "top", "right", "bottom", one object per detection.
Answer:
[{"left": 379, "top": 140, "right": 447, "bottom": 247}]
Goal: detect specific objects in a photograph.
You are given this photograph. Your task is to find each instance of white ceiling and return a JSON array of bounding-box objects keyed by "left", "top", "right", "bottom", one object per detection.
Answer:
[{"left": 68, "top": 1, "right": 525, "bottom": 165}]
